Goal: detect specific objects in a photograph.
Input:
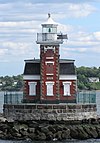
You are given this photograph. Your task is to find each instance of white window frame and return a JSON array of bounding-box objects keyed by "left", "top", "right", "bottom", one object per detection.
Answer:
[
  {"left": 45, "top": 61, "right": 54, "bottom": 65},
  {"left": 28, "top": 82, "right": 37, "bottom": 96},
  {"left": 46, "top": 57, "right": 54, "bottom": 59},
  {"left": 46, "top": 82, "right": 54, "bottom": 96},
  {"left": 63, "top": 82, "right": 71, "bottom": 96}
]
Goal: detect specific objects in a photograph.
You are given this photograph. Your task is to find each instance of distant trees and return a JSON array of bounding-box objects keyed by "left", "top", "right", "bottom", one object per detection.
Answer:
[
  {"left": 76, "top": 66, "right": 100, "bottom": 90},
  {"left": 0, "top": 66, "right": 100, "bottom": 91},
  {"left": 0, "top": 75, "right": 23, "bottom": 91}
]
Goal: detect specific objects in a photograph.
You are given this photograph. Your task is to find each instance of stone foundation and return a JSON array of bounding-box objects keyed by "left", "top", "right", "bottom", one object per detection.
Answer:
[{"left": 3, "top": 104, "right": 97, "bottom": 121}]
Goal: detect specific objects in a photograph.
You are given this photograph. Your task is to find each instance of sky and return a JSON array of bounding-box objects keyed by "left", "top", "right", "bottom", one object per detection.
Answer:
[{"left": 0, "top": 0, "right": 100, "bottom": 76}]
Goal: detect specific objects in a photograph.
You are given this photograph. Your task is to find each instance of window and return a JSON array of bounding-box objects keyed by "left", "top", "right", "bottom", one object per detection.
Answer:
[
  {"left": 48, "top": 28, "right": 51, "bottom": 33},
  {"left": 28, "top": 82, "right": 37, "bottom": 96},
  {"left": 42, "top": 27, "right": 57, "bottom": 33},
  {"left": 63, "top": 82, "right": 71, "bottom": 96},
  {"left": 46, "top": 63, "right": 54, "bottom": 73},
  {"left": 46, "top": 82, "right": 54, "bottom": 96}
]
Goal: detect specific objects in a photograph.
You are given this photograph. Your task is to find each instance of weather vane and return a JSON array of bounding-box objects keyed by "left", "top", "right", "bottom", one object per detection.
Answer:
[{"left": 48, "top": 13, "right": 51, "bottom": 18}]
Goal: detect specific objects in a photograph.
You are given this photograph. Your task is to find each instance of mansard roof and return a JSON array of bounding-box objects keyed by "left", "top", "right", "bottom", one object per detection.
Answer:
[
  {"left": 23, "top": 59, "right": 76, "bottom": 75},
  {"left": 24, "top": 60, "right": 40, "bottom": 75}
]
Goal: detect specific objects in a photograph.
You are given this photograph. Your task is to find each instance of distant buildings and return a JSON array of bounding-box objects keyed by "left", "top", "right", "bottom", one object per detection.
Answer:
[{"left": 88, "top": 77, "right": 99, "bottom": 83}]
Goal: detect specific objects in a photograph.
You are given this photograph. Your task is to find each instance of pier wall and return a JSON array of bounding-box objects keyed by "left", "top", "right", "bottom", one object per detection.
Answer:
[{"left": 3, "top": 104, "right": 97, "bottom": 121}]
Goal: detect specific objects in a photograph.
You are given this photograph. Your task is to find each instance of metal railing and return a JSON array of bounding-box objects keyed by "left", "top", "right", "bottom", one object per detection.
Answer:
[
  {"left": 36, "top": 33, "right": 63, "bottom": 43},
  {"left": 4, "top": 91, "right": 96, "bottom": 104},
  {"left": 77, "top": 90, "right": 96, "bottom": 104},
  {"left": 4, "top": 92, "right": 23, "bottom": 104}
]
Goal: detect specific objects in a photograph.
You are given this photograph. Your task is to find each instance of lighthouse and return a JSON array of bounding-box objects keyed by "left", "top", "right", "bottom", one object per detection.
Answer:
[
  {"left": 23, "top": 14, "right": 77, "bottom": 103},
  {"left": 4, "top": 14, "right": 97, "bottom": 121}
]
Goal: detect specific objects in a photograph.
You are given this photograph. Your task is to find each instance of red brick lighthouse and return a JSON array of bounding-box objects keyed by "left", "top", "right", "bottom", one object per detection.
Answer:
[{"left": 23, "top": 14, "right": 77, "bottom": 103}]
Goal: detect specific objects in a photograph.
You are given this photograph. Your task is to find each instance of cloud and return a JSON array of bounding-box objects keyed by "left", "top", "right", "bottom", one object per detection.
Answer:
[
  {"left": 0, "top": 41, "right": 39, "bottom": 67},
  {"left": 0, "top": 0, "right": 100, "bottom": 4},
  {"left": 68, "top": 3, "right": 96, "bottom": 17},
  {"left": 0, "top": 1, "right": 96, "bottom": 24},
  {"left": 62, "top": 46, "right": 100, "bottom": 54},
  {"left": 58, "top": 24, "right": 74, "bottom": 33},
  {"left": 0, "top": 49, "right": 8, "bottom": 56},
  {"left": 0, "top": 21, "right": 39, "bottom": 37},
  {"left": 66, "top": 30, "right": 100, "bottom": 47},
  {"left": 0, "top": 21, "right": 38, "bottom": 28},
  {"left": 63, "top": 47, "right": 87, "bottom": 52},
  {"left": 46, "top": 3, "right": 96, "bottom": 18},
  {"left": 93, "top": 32, "right": 100, "bottom": 41},
  {"left": 1, "top": 42, "right": 33, "bottom": 55},
  {"left": 0, "top": 1, "right": 99, "bottom": 56},
  {"left": 68, "top": 41, "right": 100, "bottom": 47},
  {"left": 61, "top": 28, "right": 100, "bottom": 57},
  {"left": 91, "top": 46, "right": 100, "bottom": 53},
  {"left": 0, "top": 0, "right": 99, "bottom": 75}
]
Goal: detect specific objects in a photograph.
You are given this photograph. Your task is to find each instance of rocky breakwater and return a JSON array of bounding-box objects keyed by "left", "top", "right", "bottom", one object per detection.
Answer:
[{"left": 0, "top": 118, "right": 100, "bottom": 141}]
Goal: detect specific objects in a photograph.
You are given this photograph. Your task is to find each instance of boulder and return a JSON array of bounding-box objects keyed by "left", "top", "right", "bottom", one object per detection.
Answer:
[
  {"left": 0, "top": 130, "right": 5, "bottom": 139},
  {"left": 11, "top": 132, "right": 22, "bottom": 139},
  {"left": 46, "top": 131, "right": 54, "bottom": 140},
  {"left": 40, "top": 126, "right": 50, "bottom": 134},
  {"left": 76, "top": 126, "right": 89, "bottom": 140},
  {"left": 54, "top": 131, "right": 62, "bottom": 140},
  {"left": 70, "top": 126, "right": 79, "bottom": 139},
  {"left": 95, "top": 125, "right": 100, "bottom": 138},
  {"left": 0, "top": 117, "right": 7, "bottom": 122},
  {"left": 83, "top": 125, "right": 98, "bottom": 138},
  {"left": 34, "top": 132, "right": 46, "bottom": 141},
  {"left": 70, "top": 125, "right": 89, "bottom": 140},
  {"left": 48, "top": 125, "right": 56, "bottom": 133},
  {"left": 0, "top": 123, "right": 9, "bottom": 132},
  {"left": 90, "top": 118, "right": 98, "bottom": 124},
  {"left": 28, "top": 127, "right": 35, "bottom": 133},
  {"left": 13, "top": 123, "right": 28, "bottom": 131},
  {"left": 0, "top": 119, "right": 100, "bottom": 141},
  {"left": 27, "top": 120, "right": 39, "bottom": 128},
  {"left": 61, "top": 129, "right": 70, "bottom": 139},
  {"left": 89, "top": 126, "right": 98, "bottom": 138},
  {"left": 53, "top": 124, "right": 63, "bottom": 132},
  {"left": 19, "top": 128, "right": 29, "bottom": 137},
  {"left": 28, "top": 133, "right": 36, "bottom": 140}
]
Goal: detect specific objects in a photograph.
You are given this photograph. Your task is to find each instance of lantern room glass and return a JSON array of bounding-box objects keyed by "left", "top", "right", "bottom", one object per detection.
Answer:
[{"left": 42, "top": 27, "right": 57, "bottom": 33}]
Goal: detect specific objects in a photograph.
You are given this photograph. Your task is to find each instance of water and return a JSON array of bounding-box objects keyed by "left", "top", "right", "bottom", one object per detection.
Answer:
[
  {"left": 0, "top": 91, "right": 100, "bottom": 143},
  {"left": 0, "top": 139, "right": 100, "bottom": 143},
  {"left": 0, "top": 91, "right": 4, "bottom": 113},
  {"left": 96, "top": 91, "right": 100, "bottom": 116}
]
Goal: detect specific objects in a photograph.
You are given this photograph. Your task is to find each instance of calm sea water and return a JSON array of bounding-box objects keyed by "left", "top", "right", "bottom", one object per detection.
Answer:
[
  {"left": 0, "top": 139, "right": 100, "bottom": 143},
  {"left": 0, "top": 91, "right": 100, "bottom": 143}
]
